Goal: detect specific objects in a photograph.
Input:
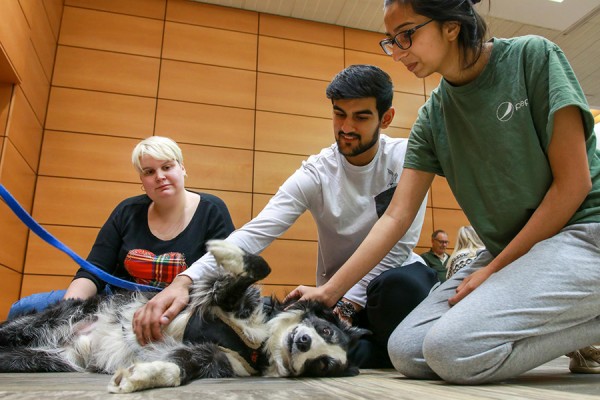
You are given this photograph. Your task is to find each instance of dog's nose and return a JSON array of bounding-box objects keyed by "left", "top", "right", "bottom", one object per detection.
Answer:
[{"left": 295, "top": 334, "right": 312, "bottom": 352}]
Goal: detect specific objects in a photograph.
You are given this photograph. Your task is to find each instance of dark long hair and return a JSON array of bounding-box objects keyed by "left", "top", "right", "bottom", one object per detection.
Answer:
[{"left": 383, "top": 0, "right": 488, "bottom": 68}]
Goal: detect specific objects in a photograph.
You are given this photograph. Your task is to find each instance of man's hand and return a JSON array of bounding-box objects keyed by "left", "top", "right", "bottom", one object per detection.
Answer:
[
  {"left": 448, "top": 266, "right": 494, "bottom": 306},
  {"left": 285, "top": 285, "right": 337, "bottom": 308},
  {"left": 132, "top": 275, "right": 192, "bottom": 345}
]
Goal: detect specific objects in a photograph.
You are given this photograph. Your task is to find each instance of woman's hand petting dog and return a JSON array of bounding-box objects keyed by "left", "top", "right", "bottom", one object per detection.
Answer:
[{"left": 133, "top": 275, "right": 192, "bottom": 345}]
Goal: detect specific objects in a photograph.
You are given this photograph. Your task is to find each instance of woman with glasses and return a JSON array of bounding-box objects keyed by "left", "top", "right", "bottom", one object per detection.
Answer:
[{"left": 288, "top": 0, "right": 600, "bottom": 384}]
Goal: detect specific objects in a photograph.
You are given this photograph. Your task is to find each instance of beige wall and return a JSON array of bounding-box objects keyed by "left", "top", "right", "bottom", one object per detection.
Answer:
[{"left": 0, "top": 0, "right": 469, "bottom": 319}]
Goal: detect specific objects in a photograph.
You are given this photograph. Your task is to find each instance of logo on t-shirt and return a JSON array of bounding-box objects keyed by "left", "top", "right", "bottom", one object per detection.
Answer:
[{"left": 496, "top": 99, "right": 529, "bottom": 122}]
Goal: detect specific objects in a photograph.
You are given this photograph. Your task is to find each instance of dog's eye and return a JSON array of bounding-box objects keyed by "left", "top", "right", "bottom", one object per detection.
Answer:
[{"left": 321, "top": 327, "right": 332, "bottom": 337}]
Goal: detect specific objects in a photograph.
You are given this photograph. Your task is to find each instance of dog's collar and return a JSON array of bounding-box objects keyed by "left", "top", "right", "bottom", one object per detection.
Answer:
[{"left": 184, "top": 313, "right": 267, "bottom": 371}]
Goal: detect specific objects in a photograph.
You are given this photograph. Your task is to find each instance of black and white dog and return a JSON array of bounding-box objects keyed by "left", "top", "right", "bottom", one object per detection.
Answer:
[{"left": 0, "top": 240, "right": 367, "bottom": 393}]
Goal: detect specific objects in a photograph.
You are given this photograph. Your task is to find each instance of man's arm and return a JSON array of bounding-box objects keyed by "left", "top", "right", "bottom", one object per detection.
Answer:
[{"left": 287, "top": 168, "right": 435, "bottom": 306}]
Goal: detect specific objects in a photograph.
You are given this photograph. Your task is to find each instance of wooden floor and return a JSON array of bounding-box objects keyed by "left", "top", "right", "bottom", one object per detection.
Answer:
[{"left": 0, "top": 357, "right": 598, "bottom": 399}]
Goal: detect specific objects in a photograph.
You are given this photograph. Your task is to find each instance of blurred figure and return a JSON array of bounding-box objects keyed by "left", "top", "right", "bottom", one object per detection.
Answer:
[
  {"left": 420, "top": 230, "right": 449, "bottom": 282},
  {"left": 446, "top": 226, "right": 485, "bottom": 280}
]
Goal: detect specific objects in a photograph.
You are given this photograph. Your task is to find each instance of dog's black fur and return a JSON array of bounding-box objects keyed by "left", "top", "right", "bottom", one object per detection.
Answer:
[{"left": 0, "top": 241, "right": 367, "bottom": 393}]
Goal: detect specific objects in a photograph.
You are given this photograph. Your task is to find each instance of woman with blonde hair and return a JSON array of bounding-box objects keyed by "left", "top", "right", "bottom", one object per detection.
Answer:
[
  {"left": 446, "top": 226, "right": 484, "bottom": 280},
  {"left": 8, "top": 136, "right": 234, "bottom": 321}
]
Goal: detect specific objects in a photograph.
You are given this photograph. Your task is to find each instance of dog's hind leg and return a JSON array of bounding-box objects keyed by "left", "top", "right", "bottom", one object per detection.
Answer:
[
  {"left": 0, "top": 348, "right": 77, "bottom": 372},
  {"left": 0, "top": 298, "right": 100, "bottom": 348},
  {"left": 108, "top": 343, "right": 235, "bottom": 393}
]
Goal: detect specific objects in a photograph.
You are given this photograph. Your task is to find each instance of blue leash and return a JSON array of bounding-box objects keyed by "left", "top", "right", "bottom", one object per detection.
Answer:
[{"left": 0, "top": 184, "right": 160, "bottom": 292}]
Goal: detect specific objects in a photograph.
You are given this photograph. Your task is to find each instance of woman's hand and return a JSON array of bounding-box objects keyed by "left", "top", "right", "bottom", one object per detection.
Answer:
[
  {"left": 448, "top": 266, "right": 494, "bottom": 306},
  {"left": 132, "top": 275, "right": 192, "bottom": 345},
  {"left": 285, "top": 285, "right": 338, "bottom": 308}
]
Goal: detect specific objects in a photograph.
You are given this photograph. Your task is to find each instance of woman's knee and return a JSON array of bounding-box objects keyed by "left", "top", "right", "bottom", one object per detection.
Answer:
[
  {"left": 422, "top": 323, "right": 508, "bottom": 384},
  {"left": 388, "top": 322, "right": 438, "bottom": 379}
]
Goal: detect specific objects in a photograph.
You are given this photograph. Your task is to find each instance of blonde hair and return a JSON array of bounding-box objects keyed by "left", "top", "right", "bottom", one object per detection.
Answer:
[
  {"left": 131, "top": 136, "right": 184, "bottom": 174},
  {"left": 453, "top": 225, "right": 484, "bottom": 253},
  {"left": 446, "top": 225, "right": 485, "bottom": 279}
]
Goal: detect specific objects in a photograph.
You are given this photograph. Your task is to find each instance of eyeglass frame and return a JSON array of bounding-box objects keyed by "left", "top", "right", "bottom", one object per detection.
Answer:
[
  {"left": 433, "top": 238, "right": 449, "bottom": 245},
  {"left": 379, "top": 19, "right": 434, "bottom": 55}
]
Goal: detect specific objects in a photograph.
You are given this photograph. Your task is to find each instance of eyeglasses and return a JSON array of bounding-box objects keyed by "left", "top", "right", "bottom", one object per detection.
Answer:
[
  {"left": 379, "top": 19, "right": 434, "bottom": 55},
  {"left": 434, "top": 239, "right": 449, "bottom": 245}
]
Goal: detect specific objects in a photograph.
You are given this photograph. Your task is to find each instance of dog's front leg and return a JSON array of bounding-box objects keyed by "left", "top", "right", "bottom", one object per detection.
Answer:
[{"left": 108, "top": 361, "right": 181, "bottom": 393}]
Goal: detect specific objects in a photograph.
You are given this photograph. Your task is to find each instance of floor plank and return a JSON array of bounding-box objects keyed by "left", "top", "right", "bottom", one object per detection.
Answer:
[{"left": 0, "top": 357, "right": 597, "bottom": 399}]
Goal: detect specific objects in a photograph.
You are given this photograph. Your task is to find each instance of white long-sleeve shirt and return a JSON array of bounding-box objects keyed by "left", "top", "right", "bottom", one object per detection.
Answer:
[{"left": 182, "top": 134, "right": 426, "bottom": 307}]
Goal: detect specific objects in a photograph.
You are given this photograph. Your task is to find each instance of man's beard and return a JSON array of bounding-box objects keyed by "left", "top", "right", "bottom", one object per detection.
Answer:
[{"left": 336, "top": 125, "right": 380, "bottom": 158}]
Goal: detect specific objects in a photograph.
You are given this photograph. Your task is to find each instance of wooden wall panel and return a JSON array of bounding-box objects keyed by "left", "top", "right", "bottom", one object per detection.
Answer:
[
  {"left": 45, "top": 87, "right": 156, "bottom": 137},
  {"left": 65, "top": 0, "right": 166, "bottom": 19},
  {"left": 19, "top": 0, "right": 57, "bottom": 80},
  {"left": 0, "top": 0, "right": 30, "bottom": 81},
  {"left": 163, "top": 22, "right": 257, "bottom": 70},
  {"left": 0, "top": 141, "right": 36, "bottom": 213},
  {"left": 159, "top": 60, "right": 256, "bottom": 109},
  {"left": 39, "top": 131, "right": 140, "bottom": 182},
  {"left": 44, "top": 0, "right": 65, "bottom": 39},
  {"left": 24, "top": 226, "right": 99, "bottom": 276},
  {"left": 431, "top": 176, "right": 461, "bottom": 210},
  {"left": 59, "top": 7, "right": 163, "bottom": 57},
  {"left": 344, "top": 50, "right": 425, "bottom": 96},
  {"left": 0, "top": 85, "right": 12, "bottom": 136},
  {"left": 20, "top": 275, "right": 72, "bottom": 299},
  {"left": 33, "top": 177, "right": 139, "bottom": 227},
  {"left": 418, "top": 207, "right": 434, "bottom": 248},
  {"left": 181, "top": 144, "right": 254, "bottom": 193},
  {"left": 254, "top": 111, "right": 331, "bottom": 155},
  {"left": 0, "top": 204, "right": 29, "bottom": 274},
  {"left": 391, "top": 91, "right": 425, "bottom": 129},
  {"left": 0, "top": 266, "right": 22, "bottom": 321},
  {"left": 5, "top": 87, "right": 43, "bottom": 171},
  {"left": 258, "top": 36, "right": 343, "bottom": 81},
  {"left": 383, "top": 126, "right": 411, "bottom": 138},
  {"left": 155, "top": 100, "right": 255, "bottom": 150},
  {"left": 0, "top": 141, "right": 36, "bottom": 272},
  {"left": 256, "top": 73, "right": 330, "bottom": 118},
  {"left": 259, "top": 14, "right": 343, "bottom": 47},
  {"left": 252, "top": 193, "right": 318, "bottom": 241},
  {"left": 253, "top": 152, "right": 307, "bottom": 195},
  {"left": 166, "top": 0, "right": 258, "bottom": 34},
  {"left": 53, "top": 46, "right": 160, "bottom": 97},
  {"left": 19, "top": 40, "right": 51, "bottom": 123},
  {"left": 259, "top": 240, "right": 317, "bottom": 286},
  {"left": 345, "top": 28, "right": 385, "bottom": 55}
]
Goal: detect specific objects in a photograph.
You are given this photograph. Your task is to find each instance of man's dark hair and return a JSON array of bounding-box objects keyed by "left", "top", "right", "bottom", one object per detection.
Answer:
[
  {"left": 326, "top": 64, "right": 394, "bottom": 120},
  {"left": 432, "top": 229, "right": 447, "bottom": 239}
]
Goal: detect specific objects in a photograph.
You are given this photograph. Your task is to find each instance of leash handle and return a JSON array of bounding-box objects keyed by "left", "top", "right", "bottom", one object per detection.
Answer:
[{"left": 0, "top": 184, "right": 160, "bottom": 292}]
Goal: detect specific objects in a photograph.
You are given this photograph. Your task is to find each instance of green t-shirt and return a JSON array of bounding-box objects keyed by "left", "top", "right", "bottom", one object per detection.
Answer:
[{"left": 405, "top": 35, "right": 600, "bottom": 256}]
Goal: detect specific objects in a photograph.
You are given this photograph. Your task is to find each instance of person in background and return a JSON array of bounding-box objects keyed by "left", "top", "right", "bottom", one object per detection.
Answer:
[
  {"left": 8, "top": 136, "right": 234, "bottom": 319},
  {"left": 289, "top": 0, "right": 600, "bottom": 382},
  {"left": 420, "top": 229, "right": 450, "bottom": 282},
  {"left": 445, "top": 226, "right": 485, "bottom": 280},
  {"left": 132, "top": 65, "right": 439, "bottom": 368}
]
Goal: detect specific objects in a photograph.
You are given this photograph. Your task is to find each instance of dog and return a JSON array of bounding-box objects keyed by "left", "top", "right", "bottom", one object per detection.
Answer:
[{"left": 0, "top": 240, "right": 367, "bottom": 393}]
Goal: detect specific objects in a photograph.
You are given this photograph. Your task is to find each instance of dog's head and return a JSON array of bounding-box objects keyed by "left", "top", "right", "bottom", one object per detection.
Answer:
[{"left": 265, "top": 300, "right": 370, "bottom": 377}]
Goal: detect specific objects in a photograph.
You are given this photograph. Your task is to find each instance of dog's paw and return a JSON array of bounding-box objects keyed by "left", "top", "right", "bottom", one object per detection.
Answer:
[
  {"left": 107, "top": 361, "right": 181, "bottom": 393},
  {"left": 207, "top": 240, "right": 246, "bottom": 275}
]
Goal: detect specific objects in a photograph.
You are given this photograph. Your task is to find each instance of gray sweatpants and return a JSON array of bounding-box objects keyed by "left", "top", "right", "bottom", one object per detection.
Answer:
[{"left": 388, "top": 223, "right": 600, "bottom": 384}]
